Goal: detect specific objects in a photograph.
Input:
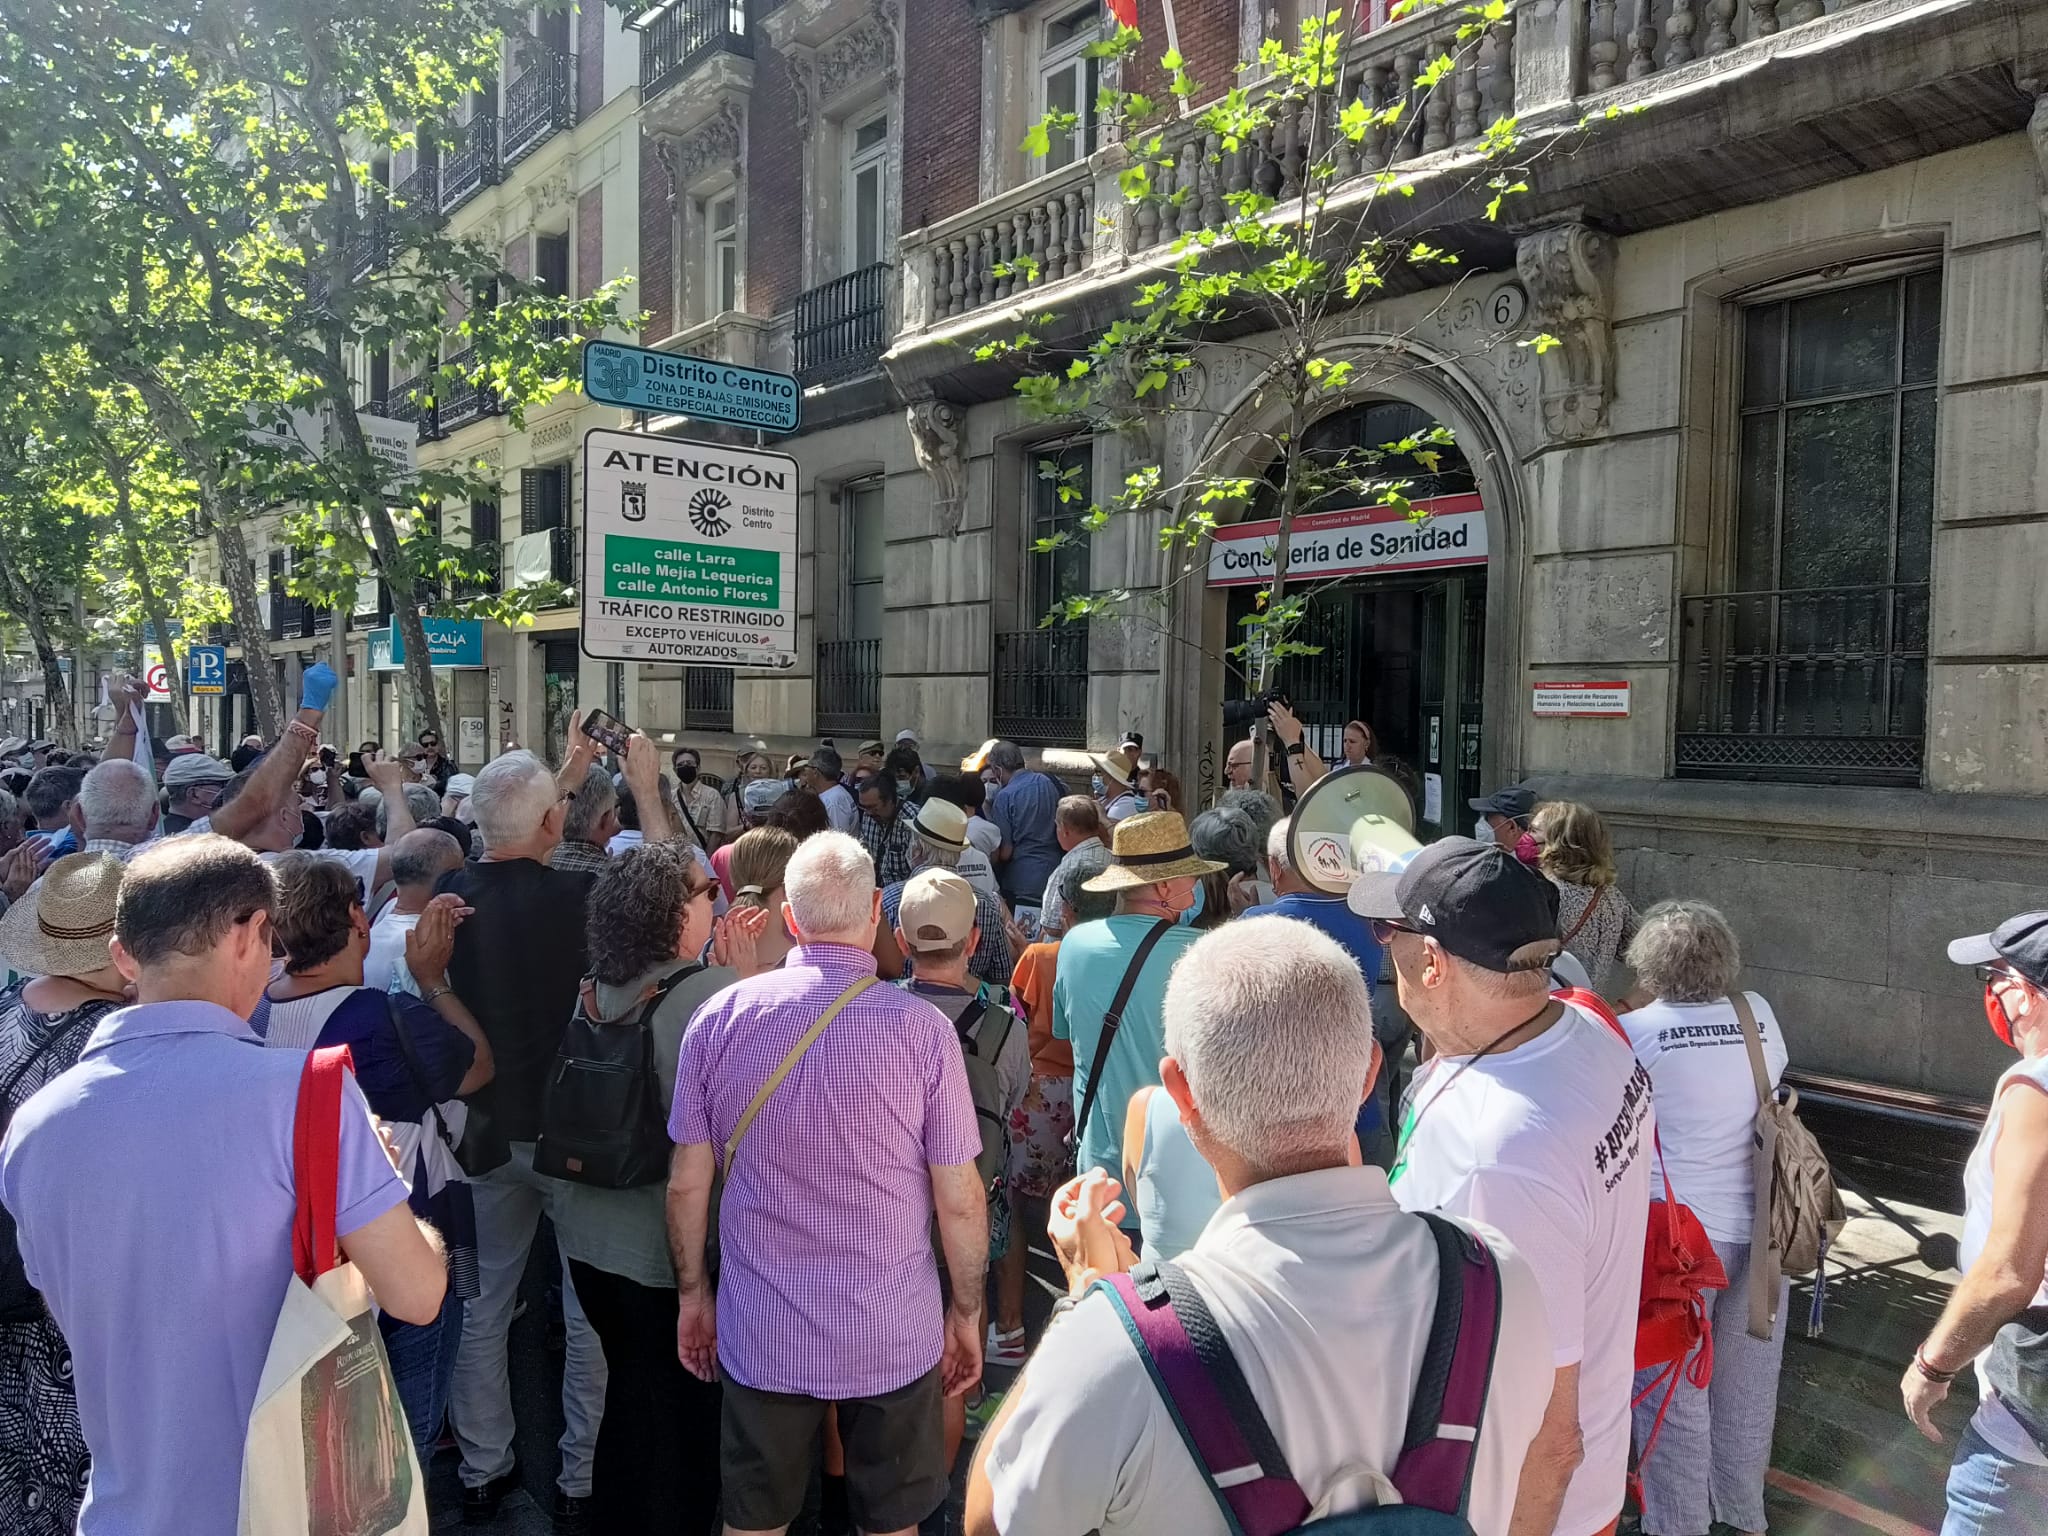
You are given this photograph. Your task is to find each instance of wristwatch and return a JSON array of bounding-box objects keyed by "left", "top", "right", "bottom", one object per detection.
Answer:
[{"left": 1285, "top": 740, "right": 1306, "bottom": 756}]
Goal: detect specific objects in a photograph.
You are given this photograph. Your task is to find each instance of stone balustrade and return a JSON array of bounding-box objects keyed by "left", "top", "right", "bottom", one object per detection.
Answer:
[
  {"left": 900, "top": 162, "right": 1098, "bottom": 330},
  {"left": 1579, "top": 0, "right": 1872, "bottom": 88}
]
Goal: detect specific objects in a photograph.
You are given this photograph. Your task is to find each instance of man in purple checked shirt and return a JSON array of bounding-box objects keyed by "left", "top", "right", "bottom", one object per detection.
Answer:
[{"left": 667, "top": 830, "right": 989, "bottom": 1536}]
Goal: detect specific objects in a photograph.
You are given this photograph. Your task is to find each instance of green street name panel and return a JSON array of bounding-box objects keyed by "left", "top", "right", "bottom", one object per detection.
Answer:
[{"left": 580, "top": 428, "right": 799, "bottom": 668}]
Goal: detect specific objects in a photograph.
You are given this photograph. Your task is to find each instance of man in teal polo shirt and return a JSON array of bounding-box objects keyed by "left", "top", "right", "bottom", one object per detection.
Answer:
[
  {"left": 1053, "top": 811, "right": 1223, "bottom": 1223},
  {"left": 0, "top": 836, "right": 449, "bottom": 1535}
]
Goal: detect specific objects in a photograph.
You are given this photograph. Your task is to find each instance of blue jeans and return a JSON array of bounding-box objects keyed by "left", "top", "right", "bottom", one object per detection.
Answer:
[
  {"left": 1943, "top": 1421, "right": 2048, "bottom": 1536},
  {"left": 380, "top": 1291, "right": 465, "bottom": 1462}
]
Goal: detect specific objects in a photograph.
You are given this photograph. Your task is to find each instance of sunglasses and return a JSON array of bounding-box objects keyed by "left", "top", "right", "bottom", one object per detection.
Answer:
[{"left": 1369, "top": 918, "right": 1423, "bottom": 946}]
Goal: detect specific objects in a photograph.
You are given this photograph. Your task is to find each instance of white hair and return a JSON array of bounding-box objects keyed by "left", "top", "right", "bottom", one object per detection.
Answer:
[
  {"left": 80, "top": 758, "right": 158, "bottom": 840},
  {"left": 1164, "top": 916, "right": 1374, "bottom": 1173},
  {"left": 377, "top": 782, "right": 441, "bottom": 839},
  {"left": 783, "top": 831, "right": 876, "bottom": 941},
  {"left": 468, "top": 751, "right": 557, "bottom": 846},
  {"left": 1266, "top": 816, "right": 1294, "bottom": 876},
  {"left": 1627, "top": 899, "right": 1742, "bottom": 1005}
]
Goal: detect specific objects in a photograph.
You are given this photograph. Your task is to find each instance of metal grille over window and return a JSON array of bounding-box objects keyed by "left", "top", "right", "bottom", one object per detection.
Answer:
[
  {"left": 995, "top": 440, "right": 1091, "bottom": 746},
  {"left": 1678, "top": 269, "right": 1938, "bottom": 786}
]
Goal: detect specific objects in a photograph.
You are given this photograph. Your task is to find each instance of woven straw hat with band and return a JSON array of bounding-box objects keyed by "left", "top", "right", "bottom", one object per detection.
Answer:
[
  {"left": 0, "top": 852, "right": 125, "bottom": 979},
  {"left": 911, "top": 798, "right": 970, "bottom": 850},
  {"left": 1090, "top": 746, "right": 1139, "bottom": 789},
  {"left": 1081, "top": 810, "right": 1228, "bottom": 892}
]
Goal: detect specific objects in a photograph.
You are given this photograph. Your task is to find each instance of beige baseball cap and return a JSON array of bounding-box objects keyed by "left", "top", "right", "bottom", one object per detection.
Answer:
[{"left": 895, "top": 868, "right": 978, "bottom": 953}]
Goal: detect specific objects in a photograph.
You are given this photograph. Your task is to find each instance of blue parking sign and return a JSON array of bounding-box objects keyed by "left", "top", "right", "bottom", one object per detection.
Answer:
[{"left": 188, "top": 645, "right": 227, "bottom": 695}]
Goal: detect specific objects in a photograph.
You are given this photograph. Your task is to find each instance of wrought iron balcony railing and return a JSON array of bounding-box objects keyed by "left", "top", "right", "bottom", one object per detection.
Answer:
[
  {"left": 993, "top": 625, "right": 1089, "bottom": 747},
  {"left": 503, "top": 51, "right": 575, "bottom": 169},
  {"left": 1676, "top": 583, "right": 1929, "bottom": 787},
  {"left": 435, "top": 347, "right": 501, "bottom": 434},
  {"left": 641, "top": 0, "right": 753, "bottom": 103},
  {"left": 816, "top": 638, "right": 880, "bottom": 737},
  {"left": 440, "top": 116, "right": 499, "bottom": 214},
  {"left": 794, "top": 263, "right": 891, "bottom": 385}
]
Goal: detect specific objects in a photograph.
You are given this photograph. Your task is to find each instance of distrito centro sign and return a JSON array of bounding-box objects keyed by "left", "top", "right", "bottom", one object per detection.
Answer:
[
  {"left": 580, "top": 428, "right": 799, "bottom": 669},
  {"left": 582, "top": 338, "right": 801, "bottom": 434}
]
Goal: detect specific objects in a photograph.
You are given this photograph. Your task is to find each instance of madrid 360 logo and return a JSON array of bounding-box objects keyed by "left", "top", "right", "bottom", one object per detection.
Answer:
[{"left": 689, "top": 487, "right": 733, "bottom": 538}]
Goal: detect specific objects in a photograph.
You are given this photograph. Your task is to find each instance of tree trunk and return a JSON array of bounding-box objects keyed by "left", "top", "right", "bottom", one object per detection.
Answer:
[
  {"left": 112, "top": 466, "right": 190, "bottom": 736},
  {"left": 111, "top": 359, "right": 286, "bottom": 737},
  {"left": 324, "top": 386, "right": 446, "bottom": 743},
  {"left": 0, "top": 547, "right": 76, "bottom": 746},
  {"left": 213, "top": 519, "right": 285, "bottom": 739}
]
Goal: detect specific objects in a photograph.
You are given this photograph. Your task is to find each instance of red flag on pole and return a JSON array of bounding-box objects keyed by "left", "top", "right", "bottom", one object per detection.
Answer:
[{"left": 1106, "top": 0, "right": 1137, "bottom": 29}]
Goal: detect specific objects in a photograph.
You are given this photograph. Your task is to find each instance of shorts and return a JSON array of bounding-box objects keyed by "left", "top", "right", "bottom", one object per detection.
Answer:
[
  {"left": 1007, "top": 1074, "right": 1075, "bottom": 1200},
  {"left": 721, "top": 1366, "right": 947, "bottom": 1532}
]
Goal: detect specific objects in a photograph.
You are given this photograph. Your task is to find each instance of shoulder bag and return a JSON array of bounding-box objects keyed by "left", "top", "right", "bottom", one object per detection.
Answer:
[
  {"left": 1065, "top": 918, "right": 1174, "bottom": 1179},
  {"left": 723, "top": 974, "right": 876, "bottom": 1168},
  {"left": 1732, "top": 991, "right": 1843, "bottom": 1339}
]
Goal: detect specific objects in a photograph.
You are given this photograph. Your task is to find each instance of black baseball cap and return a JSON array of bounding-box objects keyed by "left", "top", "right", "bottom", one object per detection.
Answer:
[
  {"left": 1467, "top": 784, "right": 1537, "bottom": 821},
  {"left": 1347, "top": 835, "right": 1562, "bottom": 974},
  {"left": 1949, "top": 912, "right": 2048, "bottom": 991}
]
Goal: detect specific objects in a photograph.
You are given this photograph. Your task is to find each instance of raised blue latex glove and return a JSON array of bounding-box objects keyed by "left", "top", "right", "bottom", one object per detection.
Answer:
[{"left": 300, "top": 661, "right": 338, "bottom": 712}]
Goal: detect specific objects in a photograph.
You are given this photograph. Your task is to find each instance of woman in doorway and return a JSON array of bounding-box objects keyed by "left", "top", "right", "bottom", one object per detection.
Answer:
[
  {"left": 1532, "top": 799, "right": 1642, "bottom": 996},
  {"left": 0, "top": 855, "right": 129, "bottom": 1536}
]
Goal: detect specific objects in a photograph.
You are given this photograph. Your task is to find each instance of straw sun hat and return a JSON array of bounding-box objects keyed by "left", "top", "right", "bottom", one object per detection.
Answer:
[
  {"left": 0, "top": 852, "right": 124, "bottom": 979},
  {"left": 1081, "top": 811, "right": 1228, "bottom": 892},
  {"left": 1089, "top": 746, "right": 1139, "bottom": 789}
]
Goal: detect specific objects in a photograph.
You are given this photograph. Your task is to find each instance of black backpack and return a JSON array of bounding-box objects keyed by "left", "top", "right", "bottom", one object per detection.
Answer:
[{"left": 534, "top": 968, "right": 691, "bottom": 1188}]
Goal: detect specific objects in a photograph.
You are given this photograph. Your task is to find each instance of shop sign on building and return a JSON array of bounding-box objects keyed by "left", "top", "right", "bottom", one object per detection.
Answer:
[
  {"left": 579, "top": 428, "right": 799, "bottom": 669},
  {"left": 1531, "top": 680, "right": 1632, "bottom": 717},
  {"left": 1206, "top": 493, "right": 1488, "bottom": 587},
  {"left": 369, "top": 618, "right": 484, "bottom": 671}
]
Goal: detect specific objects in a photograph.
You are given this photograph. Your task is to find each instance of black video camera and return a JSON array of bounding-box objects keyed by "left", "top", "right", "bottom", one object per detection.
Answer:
[{"left": 1221, "top": 689, "right": 1289, "bottom": 730}]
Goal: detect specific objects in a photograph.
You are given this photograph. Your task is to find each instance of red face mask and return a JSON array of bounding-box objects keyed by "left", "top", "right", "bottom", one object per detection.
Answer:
[
  {"left": 1986, "top": 979, "right": 2022, "bottom": 1050},
  {"left": 1514, "top": 831, "right": 1541, "bottom": 866}
]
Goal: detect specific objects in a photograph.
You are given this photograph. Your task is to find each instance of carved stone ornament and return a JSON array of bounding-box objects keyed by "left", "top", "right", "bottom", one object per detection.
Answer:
[
  {"left": 904, "top": 396, "right": 966, "bottom": 536},
  {"left": 784, "top": 47, "right": 817, "bottom": 135},
  {"left": 660, "top": 101, "right": 745, "bottom": 196},
  {"left": 523, "top": 163, "right": 574, "bottom": 228},
  {"left": 1514, "top": 222, "right": 1616, "bottom": 441},
  {"left": 529, "top": 415, "right": 576, "bottom": 454},
  {"left": 816, "top": 16, "right": 892, "bottom": 107}
]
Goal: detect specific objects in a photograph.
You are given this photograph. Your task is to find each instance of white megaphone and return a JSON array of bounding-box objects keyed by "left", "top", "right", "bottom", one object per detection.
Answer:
[{"left": 1286, "top": 765, "right": 1423, "bottom": 896}]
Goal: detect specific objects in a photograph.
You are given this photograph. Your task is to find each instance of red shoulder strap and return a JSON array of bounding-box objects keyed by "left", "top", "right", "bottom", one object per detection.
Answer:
[{"left": 292, "top": 1045, "right": 357, "bottom": 1284}]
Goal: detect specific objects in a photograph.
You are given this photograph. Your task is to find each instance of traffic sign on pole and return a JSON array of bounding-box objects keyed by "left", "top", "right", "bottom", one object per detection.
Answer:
[
  {"left": 580, "top": 427, "right": 798, "bottom": 669},
  {"left": 581, "top": 338, "right": 801, "bottom": 433},
  {"left": 142, "top": 646, "right": 173, "bottom": 703},
  {"left": 188, "top": 645, "right": 228, "bottom": 695}
]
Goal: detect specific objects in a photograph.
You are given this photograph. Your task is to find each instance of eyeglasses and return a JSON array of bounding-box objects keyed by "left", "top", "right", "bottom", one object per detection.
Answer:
[
  {"left": 1978, "top": 963, "right": 2018, "bottom": 986},
  {"left": 1369, "top": 918, "right": 1422, "bottom": 946}
]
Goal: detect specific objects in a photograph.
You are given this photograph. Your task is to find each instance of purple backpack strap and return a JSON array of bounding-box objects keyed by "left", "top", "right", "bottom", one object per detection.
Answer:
[
  {"left": 1101, "top": 1266, "right": 1311, "bottom": 1536},
  {"left": 1391, "top": 1213, "right": 1504, "bottom": 1517}
]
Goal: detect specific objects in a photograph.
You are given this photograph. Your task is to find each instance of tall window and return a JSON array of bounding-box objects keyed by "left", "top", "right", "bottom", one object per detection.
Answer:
[
  {"left": 844, "top": 479, "right": 885, "bottom": 641},
  {"left": 1029, "top": 440, "right": 1092, "bottom": 621},
  {"left": 1678, "top": 266, "right": 1938, "bottom": 786},
  {"left": 708, "top": 193, "right": 739, "bottom": 314},
  {"left": 844, "top": 111, "right": 888, "bottom": 272},
  {"left": 1039, "top": 4, "right": 1100, "bottom": 172}
]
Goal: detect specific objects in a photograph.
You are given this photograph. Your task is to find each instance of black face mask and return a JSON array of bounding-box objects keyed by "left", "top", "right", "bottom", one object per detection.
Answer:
[{"left": 677, "top": 764, "right": 698, "bottom": 784}]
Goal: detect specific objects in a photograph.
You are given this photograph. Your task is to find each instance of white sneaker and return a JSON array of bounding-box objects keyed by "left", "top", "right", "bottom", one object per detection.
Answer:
[{"left": 985, "top": 1325, "right": 1027, "bottom": 1368}]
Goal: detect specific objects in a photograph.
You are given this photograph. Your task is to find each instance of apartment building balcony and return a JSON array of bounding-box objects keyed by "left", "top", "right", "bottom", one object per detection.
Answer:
[
  {"left": 651, "top": 310, "right": 781, "bottom": 371},
  {"left": 440, "top": 115, "right": 500, "bottom": 215},
  {"left": 392, "top": 156, "right": 439, "bottom": 226},
  {"left": 435, "top": 347, "right": 502, "bottom": 434},
  {"left": 347, "top": 206, "right": 389, "bottom": 280},
  {"left": 888, "top": 0, "right": 2039, "bottom": 394},
  {"left": 640, "top": 0, "right": 754, "bottom": 133},
  {"left": 794, "top": 263, "right": 891, "bottom": 385},
  {"left": 373, "top": 372, "right": 438, "bottom": 443},
  {"left": 503, "top": 50, "right": 575, "bottom": 170}
]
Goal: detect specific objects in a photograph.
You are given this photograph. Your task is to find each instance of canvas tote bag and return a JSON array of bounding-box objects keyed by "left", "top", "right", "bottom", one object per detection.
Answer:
[{"left": 239, "top": 1045, "right": 429, "bottom": 1536}]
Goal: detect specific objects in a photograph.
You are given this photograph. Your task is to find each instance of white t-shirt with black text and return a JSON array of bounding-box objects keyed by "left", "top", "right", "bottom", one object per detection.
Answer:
[
  {"left": 1620, "top": 993, "right": 1788, "bottom": 1246},
  {"left": 1390, "top": 1002, "right": 1653, "bottom": 1536}
]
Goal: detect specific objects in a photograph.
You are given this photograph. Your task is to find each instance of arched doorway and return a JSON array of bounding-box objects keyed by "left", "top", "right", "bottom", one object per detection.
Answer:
[{"left": 1208, "top": 399, "right": 1492, "bottom": 838}]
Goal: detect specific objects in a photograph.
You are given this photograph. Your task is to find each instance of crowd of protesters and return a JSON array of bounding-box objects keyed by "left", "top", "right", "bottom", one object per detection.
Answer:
[{"left": 0, "top": 671, "right": 2041, "bottom": 1536}]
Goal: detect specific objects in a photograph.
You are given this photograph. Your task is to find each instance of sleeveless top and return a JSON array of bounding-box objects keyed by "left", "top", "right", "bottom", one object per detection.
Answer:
[
  {"left": 1961, "top": 1053, "right": 2048, "bottom": 1466},
  {"left": 1135, "top": 1091, "right": 1221, "bottom": 1262}
]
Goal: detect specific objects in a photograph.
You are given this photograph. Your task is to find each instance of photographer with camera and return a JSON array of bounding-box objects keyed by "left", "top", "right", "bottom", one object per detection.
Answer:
[{"left": 1222, "top": 696, "right": 1325, "bottom": 805}]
